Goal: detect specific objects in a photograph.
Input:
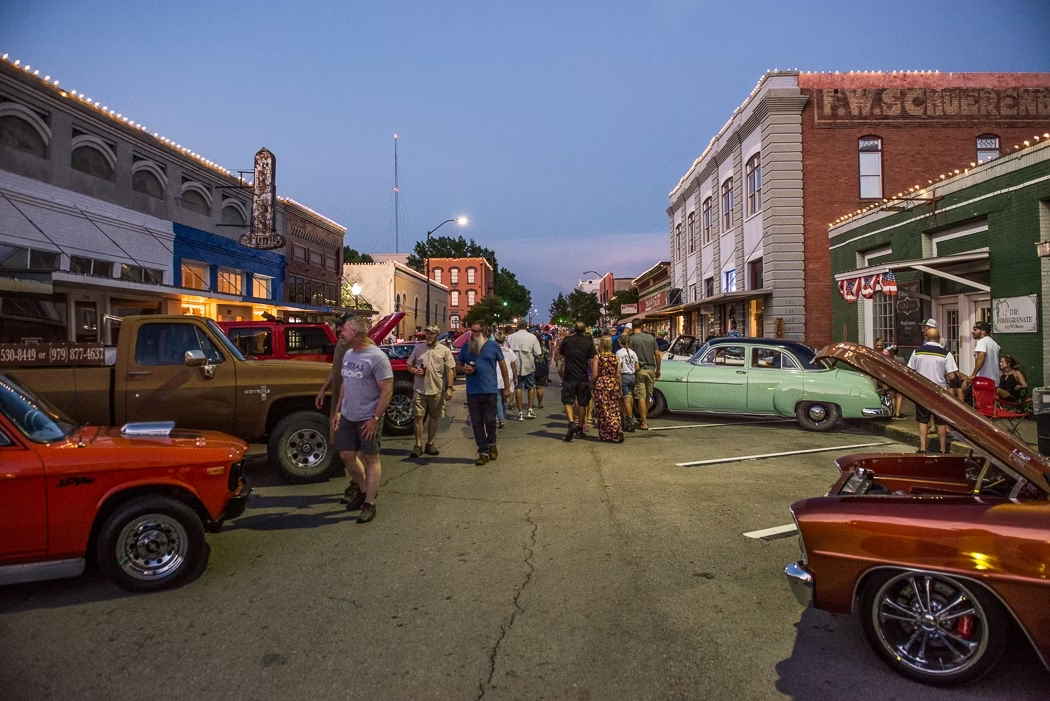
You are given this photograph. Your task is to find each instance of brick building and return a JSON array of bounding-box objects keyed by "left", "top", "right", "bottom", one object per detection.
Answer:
[
  {"left": 283, "top": 199, "right": 344, "bottom": 319},
  {"left": 666, "top": 71, "right": 1050, "bottom": 347},
  {"left": 425, "top": 257, "right": 494, "bottom": 330},
  {"left": 829, "top": 135, "right": 1050, "bottom": 385},
  {"left": 621, "top": 262, "right": 670, "bottom": 334}
]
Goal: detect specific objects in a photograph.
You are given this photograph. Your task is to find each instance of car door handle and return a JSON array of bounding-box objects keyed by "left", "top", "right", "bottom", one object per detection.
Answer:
[
  {"left": 736, "top": 370, "right": 746, "bottom": 374},
  {"left": 128, "top": 371, "right": 151, "bottom": 376}
]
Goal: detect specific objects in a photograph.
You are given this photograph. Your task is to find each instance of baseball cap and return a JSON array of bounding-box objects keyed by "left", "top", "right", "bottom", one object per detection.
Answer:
[
  {"left": 334, "top": 311, "right": 356, "bottom": 326},
  {"left": 922, "top": 318, "right": 938, "bottom": 329},
  {"left": 624, "top": 322, "right": 633, "bottom": 329},
  {"left": 425, "top": 325, "right": 440, "bottom": 333},
  {"left": 974, "top": 320, "right": 991, "bottom": 332}
]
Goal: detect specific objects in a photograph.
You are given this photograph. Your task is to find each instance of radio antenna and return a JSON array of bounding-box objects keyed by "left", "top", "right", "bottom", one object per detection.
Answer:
[{"left": 393, "top": 134, "right": 400, "bottom": 253}]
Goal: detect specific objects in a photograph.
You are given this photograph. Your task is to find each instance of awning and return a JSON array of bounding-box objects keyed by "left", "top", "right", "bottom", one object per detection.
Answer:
[
  {"left": 661, "top": 288, "right": 774, "bottom": 315},
  {"left": 835, "top": 250, "right": 989, "bottom": 302}
]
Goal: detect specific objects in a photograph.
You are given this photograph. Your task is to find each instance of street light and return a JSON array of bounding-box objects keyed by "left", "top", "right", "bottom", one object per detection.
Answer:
[
  {"left": 351, "top": 282, "right": 362, "bottom": 309},
  {"left": 426, "top": 216, "right": 468, "bottom": 326}
]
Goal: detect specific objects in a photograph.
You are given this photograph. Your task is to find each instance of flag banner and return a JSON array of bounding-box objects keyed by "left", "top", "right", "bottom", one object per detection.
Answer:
[
  {"left": 838, "top": 277, "right": 858, "bottom": 303},
  {"left": 860, "top": 275, "right": 876, "bottom": 299},
  {"left": 881, "top": 270, "right": 898, "bottom": 295}
]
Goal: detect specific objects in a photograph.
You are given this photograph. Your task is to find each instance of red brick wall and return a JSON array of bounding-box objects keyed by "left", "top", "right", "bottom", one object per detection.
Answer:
[
  {"left": 798, "top": 77, "right": 1050, "bottom": 346},
  {"left": 426, "top": 257, "right": 493, "bottom": 323}
]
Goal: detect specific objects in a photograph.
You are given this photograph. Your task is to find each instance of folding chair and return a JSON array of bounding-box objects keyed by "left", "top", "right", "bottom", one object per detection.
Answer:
[{"left": 971, "top": 376, "right": 1026, "bottom": 437}]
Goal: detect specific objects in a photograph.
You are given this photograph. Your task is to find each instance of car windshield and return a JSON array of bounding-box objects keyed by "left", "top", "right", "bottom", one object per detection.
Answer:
[
  {"left": 0, "top": 375, "right": 76, "bottom": 443},
  {"left": 207, "top": 319, "right": 247, "bottom": 362}
]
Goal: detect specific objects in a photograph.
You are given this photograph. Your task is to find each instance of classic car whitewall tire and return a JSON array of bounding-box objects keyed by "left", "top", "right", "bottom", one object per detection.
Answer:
[
  {"left": 97, "top": 495, "right": 206, "bottom": 593},
  {"left": 860, "top": 570, "right": 1007, "bottom": 686},
  {"left": 794, "top": 401, "right": 841, "bottom": 432}
]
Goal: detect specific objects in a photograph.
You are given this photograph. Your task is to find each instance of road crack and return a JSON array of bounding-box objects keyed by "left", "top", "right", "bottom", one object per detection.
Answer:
[{"left": 477, "top": 505, "right": 538, "bottom": 700}]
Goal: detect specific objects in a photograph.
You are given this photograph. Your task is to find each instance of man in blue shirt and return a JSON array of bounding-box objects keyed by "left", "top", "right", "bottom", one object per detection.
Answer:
[{"left": 457, "top": 320, "right": 511, "bottom": 465}]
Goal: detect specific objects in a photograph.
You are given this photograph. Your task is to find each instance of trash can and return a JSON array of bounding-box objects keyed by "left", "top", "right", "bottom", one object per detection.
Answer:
[{"left": 1034, "top": 387, "right": 1050, "bottom": 457}]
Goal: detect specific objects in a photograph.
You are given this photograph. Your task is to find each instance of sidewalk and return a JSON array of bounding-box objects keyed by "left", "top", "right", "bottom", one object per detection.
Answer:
[{"left": 868, "top": 398, "right": 1041, "bottom": 454}]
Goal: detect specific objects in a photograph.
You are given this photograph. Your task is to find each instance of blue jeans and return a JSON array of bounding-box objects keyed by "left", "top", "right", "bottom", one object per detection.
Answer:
[{"left": 496, "top": 391, "right": 505, "bottom": 421}]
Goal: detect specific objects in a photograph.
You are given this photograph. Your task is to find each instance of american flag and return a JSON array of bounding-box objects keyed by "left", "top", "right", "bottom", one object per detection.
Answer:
[
  {"left": 880, "top": 270, "right": 898, "bottom": 295},
  {"left": 860, "top": 275, "right": 877, "bottom": 299},
  {"left": 839, "top": 278, "right": 858, "bottom": 303}
]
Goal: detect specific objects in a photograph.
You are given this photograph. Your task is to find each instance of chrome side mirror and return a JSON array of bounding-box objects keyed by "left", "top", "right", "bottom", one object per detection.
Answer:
[{"left": 185, "top": 350, "right": 207, "bottom": 367}]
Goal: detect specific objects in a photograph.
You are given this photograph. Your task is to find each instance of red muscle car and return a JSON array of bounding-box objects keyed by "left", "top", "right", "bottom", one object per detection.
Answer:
[
  {"left": 0, "top": 373, "right": 250, "bottom": 593},
  {"left": 785, "top": 343, "right": 1049, "bottom": 686}
]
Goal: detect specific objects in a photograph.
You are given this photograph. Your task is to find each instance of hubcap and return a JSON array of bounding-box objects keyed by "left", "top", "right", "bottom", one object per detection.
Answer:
[
  {"left": 117, "top": 514, "right": 189, "bottom": 580},
  {"left": 807, "top": 404, "right": 828, "bottom": 422},
  {"left": 285, "top": 429, "right": 328, "bottom": 469},
  {"left": 872, "top": 572, "right": 987, "bottom": 677},
  {"left": 388, "top": 394, "right": 413, "bottom": 427}
]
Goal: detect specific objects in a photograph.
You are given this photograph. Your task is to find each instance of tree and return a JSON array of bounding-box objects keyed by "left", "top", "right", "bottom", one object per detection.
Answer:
[
  {"left": 493, "top": 267, "right": 531, "bottom": 319},
  {"left": 567, "top": 289, "right": 601, "bottom": 326},
  {"left": 463, "top": 294, "right": 507, "bottom": 327},
  {"left": 343, "top": 247, "right": 374, "bottom": 264},
  {"left": 605, "top": 286, "right": 639, "bottom": 320},
  {"left": 340, "top": 279, "right": 374, "bottom": 311},
  {"left": 406, "top": 235, "right": 496, "bottom": 274},
  {"left": 549, "top": 293, "right": 571, "bottom": 325}
]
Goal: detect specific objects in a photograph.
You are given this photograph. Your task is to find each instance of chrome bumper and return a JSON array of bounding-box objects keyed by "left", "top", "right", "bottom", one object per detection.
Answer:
[
  {"left": 862, "top": 407, "right": 889, "bottom": 417},
  {"left": 784, "top": 561, "right": 813, "bottom": 606}
]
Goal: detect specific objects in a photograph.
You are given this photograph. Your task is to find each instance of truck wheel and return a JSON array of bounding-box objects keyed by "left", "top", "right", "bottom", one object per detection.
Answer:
[
  {"left": 269, "top": 411, "right": 340, "bottom": 483},
  {"left": 96, "top": 495, "right": 206, "bottom": 593},
  {"left": 795, "top": 401, "right": 841, "bottom": 432},
  {"left": 384, "top": 379, "right": 415, "bottom": 436}
]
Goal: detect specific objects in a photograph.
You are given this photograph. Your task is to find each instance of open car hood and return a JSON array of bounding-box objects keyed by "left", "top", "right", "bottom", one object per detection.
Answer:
[
  {"left": 816, "top": 342, "right": 1050, "bottom": 487},
  {"left": 368, "top": 312, "right": 405, "bottom": 343}
]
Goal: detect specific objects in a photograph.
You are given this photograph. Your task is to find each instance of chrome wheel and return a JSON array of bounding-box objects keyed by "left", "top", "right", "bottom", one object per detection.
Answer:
[
  {"left": 285, "top": 429, "right": 328, "bottom": 468},
  {"left": 807, "top": 404, "right": 828, "bottom": 422},
  {"left": 117, "top": 514, "right": 189, "bottom": 581},
  {"left": 870, "top": 572, "right": 989, "bottom": 678},
  {"left": 387, "top": 393, "right": 414, "bottom": 428}
]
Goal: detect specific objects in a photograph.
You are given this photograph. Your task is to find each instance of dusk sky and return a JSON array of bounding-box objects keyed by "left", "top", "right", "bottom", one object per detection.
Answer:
[{"left": 3, "top": 0, "right": 1049, "bottom": 319}]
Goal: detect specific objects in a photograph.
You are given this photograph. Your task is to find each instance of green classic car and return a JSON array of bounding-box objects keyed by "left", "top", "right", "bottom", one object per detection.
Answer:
[{"left": 648, "top": 337, "right": 888, "bottom": 431}]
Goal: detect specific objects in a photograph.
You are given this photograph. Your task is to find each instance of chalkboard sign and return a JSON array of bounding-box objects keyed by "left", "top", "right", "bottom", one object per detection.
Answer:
[{"left": 895, "top": 280, "right": 923, "bottom": 347}]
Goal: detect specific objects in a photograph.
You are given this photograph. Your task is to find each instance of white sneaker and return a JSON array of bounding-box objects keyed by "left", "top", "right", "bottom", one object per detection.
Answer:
[
  {"left": 518, "top": 412, "right": 525, "bottom": 421},
  {"left": 527, "top": 409, "right": 536, "bottom": 419}
]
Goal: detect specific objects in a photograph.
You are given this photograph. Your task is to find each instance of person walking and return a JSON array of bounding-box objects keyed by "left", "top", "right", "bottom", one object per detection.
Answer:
[
  {"left": 592, "top": 337, "right": 625, "bottom": 442},
  {"left": 406, "top": 325, "right": 457, "bottom": 459},
  {"left": 533, "top": 330, "right": 550, "bottom": 409},
  {"left": 508, "top": 321, "right": 543, "bottom": 421},
  {"left": 971, "top": 320, "right": 1000, "bottom": 382},
  {"left": 629, "top": 326, "right": 661, "bottom": 430},
  {"left": 559, "top": 321, "right": 597, "bottom": 441},
  {"left": 457, "top": 321, "right": 511, "bottom": 465},
  {"left": 495, "top": 330, "right": 517, "bottom": 428},
  {"left": 616, "top": 335, "right": 639, "bottom": 431},
  {"left": 906, "top": 328, "right": 959, "bottom": 454},
  {"left": 330, "top": 316, "right": 393, "bottom": 523},
  {"left": 316, "top": 312, "right": 364, "bottom": 505}
]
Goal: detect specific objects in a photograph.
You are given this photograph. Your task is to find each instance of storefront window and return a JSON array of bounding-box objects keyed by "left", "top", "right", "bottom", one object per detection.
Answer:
[
  {"left": 181, "top": 261, "right": 210, "bottom": 290},
  {"left": 74, "top": 301, "right": 98, "bottom": 343},
  {"left": 217, "top": 268, "right": 243, "bottom": 295},
  {"left": 873, "top": 292, "right": 896, "bottom": 346},
  {"left": 0, "top": 292, "right": 67, "bottom": 343},
  {"left": 252, "top": 275, "right": 273, "bottom": 300}
]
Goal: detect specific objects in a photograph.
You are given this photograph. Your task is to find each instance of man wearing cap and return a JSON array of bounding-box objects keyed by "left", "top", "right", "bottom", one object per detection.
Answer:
[
  {"left": 406, "top": 325, "right": 457, "bottom": 458},
  {"left": 508, "top": 320, "right": 543, "bottom": 420},
  {"left": 971, "top": 321, "right": 1000, "bottom": 382},
  {"left": 907, "top": 328, "right": 959, "bottom": 454}
]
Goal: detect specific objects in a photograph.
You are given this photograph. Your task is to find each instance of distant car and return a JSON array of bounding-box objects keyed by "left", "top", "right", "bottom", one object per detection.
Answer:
[
  {"left": 649, "top": 337, "right": 888, "bottom": 431},
  {"left": 0, "top": 373, "right": 250, "bottom": 593},
  {"left": 785, "top": 342, "right": 1050, "bottom": 686}
]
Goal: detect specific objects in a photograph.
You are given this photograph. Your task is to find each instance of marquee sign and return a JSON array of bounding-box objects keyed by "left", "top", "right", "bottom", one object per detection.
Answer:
[
  {"left": 242, "top": 148, "right": 286, "bottom": 250},
  {"left": 817, "top": 87, "right": 1049, "bottom": 121}
]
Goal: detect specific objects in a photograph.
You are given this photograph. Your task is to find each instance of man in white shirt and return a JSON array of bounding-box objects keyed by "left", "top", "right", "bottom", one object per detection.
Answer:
[
  {"left": 907, "top": 329, "right": 959, "bottom": 454},
  {"left": 508, "top": 321, "right": 543, "bottom": 420},
  {"left": 971, "top": 321, "right": 1000, "bottom": 382}
]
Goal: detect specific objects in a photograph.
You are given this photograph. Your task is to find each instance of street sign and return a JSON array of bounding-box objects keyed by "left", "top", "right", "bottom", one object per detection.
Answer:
[
  {"left": 620, "top": 304, "right": 638, "bottom": 315},
  {"left": 242, "top": 147, "right": 286, "bottom": 250},
  {"left": 0, "top": 342, "right": 107, "bottom": 367}
]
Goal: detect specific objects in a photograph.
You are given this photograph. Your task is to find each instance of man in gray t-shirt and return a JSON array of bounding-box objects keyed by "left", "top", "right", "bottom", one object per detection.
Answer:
[
  {"left": 331, "top": 316, "right": 393, "bottom": 524},
  {"left": 628, "top": 330, "right": 661, "bottom": 430}
]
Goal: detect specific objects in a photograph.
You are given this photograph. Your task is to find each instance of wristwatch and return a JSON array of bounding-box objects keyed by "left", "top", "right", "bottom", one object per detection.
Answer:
[{"left": 371, "top": 415, "right": 380, "bottom": 421}]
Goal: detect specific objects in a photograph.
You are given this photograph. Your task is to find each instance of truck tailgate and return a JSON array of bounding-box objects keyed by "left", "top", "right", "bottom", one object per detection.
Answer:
[{"left": 8, "top": 367, "right": 114, "bottom": 426}]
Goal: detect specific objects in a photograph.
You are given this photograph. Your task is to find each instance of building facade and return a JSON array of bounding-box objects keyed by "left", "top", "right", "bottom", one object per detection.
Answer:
[
  {"left": 667, "top": 71, "right": 1050, "bottom": 346},
  {"left": 283, "top": 201, "right": 344, "bottom": 318},
  {"left": 0, "top": 56, "right": 347, "bottom": 342},
  {"left": 829, "top": 135, "right": 1049, "bottom": 385},
  {"left": 623, "top": 262, "right": 671, "bottom": 333},
  {"left": 425, "top": 256, "right": 494, "bottom": 330},
  {"left": 344, "top": 261, "right": 449, "bottom": 337}
]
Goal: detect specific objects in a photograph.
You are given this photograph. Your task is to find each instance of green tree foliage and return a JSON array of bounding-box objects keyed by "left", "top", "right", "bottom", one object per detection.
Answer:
[
  {"left": 340, "top": 279, "right": 374, "bottom": 310},
  {"left": 406, "top": 236, "right": 496, "bottom": 273},
  {"left": 493, "top": 267, "right": 531, "bottom": 319},
  {"left": 343, "top": 247, "right": 374, "bottom": 264},
  {"left": 463, "top": 294, "right": 508, "bottom": 327},
  {"left": 567, "top": 289, "right": 602, "bottom": 326},
  {"left": 548, "top": 293, "right": 571, "bottom": 325},
  {"left": 605, "top": 287, "right": 639, "bottom": 320}
]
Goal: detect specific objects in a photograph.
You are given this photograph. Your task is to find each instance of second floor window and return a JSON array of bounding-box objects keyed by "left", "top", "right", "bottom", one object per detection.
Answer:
[
  {"left": 217, "top": 268, "right": 242, "bottom": 295},
  {"left": 181, "top": 261, "right": 209, "bottom": 290},
  {"left": 722, "top": 178, "right": 734, "bottom": 230},
  {"left": 704, "top": 276, "right": 714, "bottom": 298},
  {"left": 723, "top": 268, "right": 737, "bottom": 293},
  {"left": 450, "top": 268, "right": 459, "bottom": 285},
  {"left": 466, "top": 267, "right": 476, "bottom": 284},
  {"left": 467, "top": 290, "right": 476, "bottom": 306},
  {"left": 748, "top": 258, "right": 763, "bottom": 290},
  {"left": 675, "top": 224, "right": 683, "bottom": 259},
  {"left": 859, "top": 136, "right": 883, "bottom": 199},
  {"left": 702, "top": 197, "right": 712, "bottom": 245},
  {"left": 252, "top": 275, "right": 273, "bottom": 299},
  {"left": 450, "top": 290, "right": 459, "bottom": 306},
  {"left": 433, "top": 268, "right": 442, "bottom": 284},
  {"left": 745, "top": 155, "right": 761, "bottom": 216},
  {"left": 976, "top": 134, "right": 1000, "bottom": 163},
  {"left": 687, "top": 212, "right": 696, "bottom": 253}
]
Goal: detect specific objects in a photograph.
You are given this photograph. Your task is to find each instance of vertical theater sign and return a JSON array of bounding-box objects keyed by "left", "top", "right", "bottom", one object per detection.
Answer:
[{"left": 241, "top": 147, "right": 286, "bottom": 250}]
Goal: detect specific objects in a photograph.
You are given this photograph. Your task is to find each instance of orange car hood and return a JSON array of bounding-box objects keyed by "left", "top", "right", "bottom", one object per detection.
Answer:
[
  {"left": 816, "top": 342, "right": 1050, "bottom": 488},
  {"left": 87, "top": 426, "right": 248, "bottom": 460}
]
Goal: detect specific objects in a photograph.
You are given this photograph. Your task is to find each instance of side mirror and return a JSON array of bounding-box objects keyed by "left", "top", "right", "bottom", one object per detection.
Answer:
[{"left": 185, "top": 350, "right": 207, "bottom": 367}]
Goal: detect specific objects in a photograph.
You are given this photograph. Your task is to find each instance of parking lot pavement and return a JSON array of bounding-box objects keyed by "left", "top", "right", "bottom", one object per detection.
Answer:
[{"left": 2, "top": 397, "right": 1047, "bottom": 700}]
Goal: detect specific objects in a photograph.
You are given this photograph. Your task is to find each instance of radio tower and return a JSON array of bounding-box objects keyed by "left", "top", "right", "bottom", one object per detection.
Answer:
[{"left": 393, "top": 134, "right": 400, "bottom": 253}]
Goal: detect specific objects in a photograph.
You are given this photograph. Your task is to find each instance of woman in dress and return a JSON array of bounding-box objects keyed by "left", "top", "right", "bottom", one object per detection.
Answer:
[
  {"left": 591, "top": 336, "right": 624, "bottom": 443},
  {"left": 997, "top": 355, "right": 1027, "bottom": 402}
]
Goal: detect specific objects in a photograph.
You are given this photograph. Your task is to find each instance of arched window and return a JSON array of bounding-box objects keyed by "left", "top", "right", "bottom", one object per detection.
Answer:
[
  {"left": 71, "top": 135, "right": 116, "bottom": 182},
  {"left": 0, "top": 103, "right": 51, "bottom": 158},
  {"left": 221, "top": 202, "right": 248, "bottom": 226},
  {"left": 859, "top": 136, "right": 882, "bottom": 199},
  {"left": 976, "top": 134, "right": 1000, "bottom": 163},
  {"left": 702, "top": 197, "right": 712, "bottom": 245},
  {"left": 745, "top": 154, "right": 761, "bottom": 216},
  {"left": 467, "top": 290, "right": 476, "bottom": 306},
  {"left": 433, "top": 268, "right": 442, "bottom": 284},
  {"left": 675, "top": 223, "right": 683, "bottom": 260},
  {"left": 413, "top": 296, "right": 419, "bottom": 316},
  {"left": 179, "top": 182, "right": 212, "bottom": 216},
  {"left": 131, "top": 159, "right": 167, "bottom": 199},
  {"left": 721, "top": 178, "right": 734, "bottom": 230},
  {"left": 466, "top": 267, "right": 476, "bottom": 284},
  {"left": 395, "top": 294, "right": 402, "bottom": 311},
  {"left": 450, "top": 268, "right": 459, "bottom": 285},
  {"left": 451, "top": 290, "right": 459, "bottom": 306},
  {"left": 687, "top": 211, "right": 696, "bottom": 253}
]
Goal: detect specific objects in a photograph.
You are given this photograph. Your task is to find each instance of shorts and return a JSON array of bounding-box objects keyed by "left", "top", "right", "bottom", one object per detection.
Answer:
[
  {"left": 535, "top": 374, "right": 549, "bottom": 387},
  {"left": 561, "top": 380, "right": 592, "bottom": 407},
  {"left": 414, "top": 391, "right": 445, "bottom": 419},
  {"left": 914, "top": 405, "right": 942, "bottom": 426},
  {"left": 335, "top": 416, "right": 382, "bottom": 455},
  {"left": 621, "top": 373, "right": 636, "bottom": 399},
  {"left": 632, "top": 368, "right": 656, "bottom": 401},
  {"left": 518, "top": 372, "right": 536, "bottom": 390}
]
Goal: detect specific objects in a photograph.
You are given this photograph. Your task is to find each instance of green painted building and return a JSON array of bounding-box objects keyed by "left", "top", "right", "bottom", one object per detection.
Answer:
[{"left": 828, "top": 137, "right": 1050, "bottom": 385}]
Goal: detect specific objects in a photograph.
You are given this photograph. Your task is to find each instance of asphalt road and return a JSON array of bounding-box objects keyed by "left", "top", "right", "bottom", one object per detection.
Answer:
[{"left": 2, "top": 385, "right": 1047, "bottom": 700}]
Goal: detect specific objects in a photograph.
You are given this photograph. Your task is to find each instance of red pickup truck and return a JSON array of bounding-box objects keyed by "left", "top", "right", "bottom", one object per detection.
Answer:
[{"left": 217, "top": 313, "right": 417, "bottom": 435}]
